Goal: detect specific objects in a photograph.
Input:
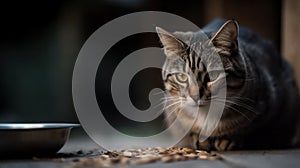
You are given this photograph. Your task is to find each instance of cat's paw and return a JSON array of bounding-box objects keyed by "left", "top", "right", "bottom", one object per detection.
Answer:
[
  {"left": 214, "top": 139, "right": 236, "bottom": 151},
  {"left": 197, "top": 139, "right": 212, "bottom": 151}
]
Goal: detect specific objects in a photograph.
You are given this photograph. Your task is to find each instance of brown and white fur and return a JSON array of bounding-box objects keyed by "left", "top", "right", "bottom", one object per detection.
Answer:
[{"left": 157, "top": 19, "right": 300, "bottom": 151}]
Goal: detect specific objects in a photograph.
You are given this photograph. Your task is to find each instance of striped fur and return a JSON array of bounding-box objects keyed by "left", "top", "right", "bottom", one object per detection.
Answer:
[{"left": 157, "top": 20, "right": 300, "bottom": 151}]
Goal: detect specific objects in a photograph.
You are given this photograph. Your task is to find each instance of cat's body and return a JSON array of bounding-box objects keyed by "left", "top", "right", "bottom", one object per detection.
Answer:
[{"left": 157, "top": 19, "right": 300, "bottom": 151}]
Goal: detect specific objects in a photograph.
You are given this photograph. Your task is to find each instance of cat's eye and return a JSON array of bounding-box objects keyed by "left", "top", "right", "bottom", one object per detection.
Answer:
[
  {"left": 208, "top": 71, "right": 219, "bottom": 81},
  {"left": 175, "top": 73, "right": 188, "bottom": 83}
]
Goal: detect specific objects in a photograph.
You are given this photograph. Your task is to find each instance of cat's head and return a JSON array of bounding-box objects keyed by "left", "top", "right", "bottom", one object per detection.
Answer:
[{"left": 157, "top": 20, "right": 245, "bottom": 109}]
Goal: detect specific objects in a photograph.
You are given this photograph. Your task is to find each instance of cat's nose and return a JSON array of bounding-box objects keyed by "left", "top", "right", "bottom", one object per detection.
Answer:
[{"left": 190, "top": 95, "right": 200, "bottom": 105}]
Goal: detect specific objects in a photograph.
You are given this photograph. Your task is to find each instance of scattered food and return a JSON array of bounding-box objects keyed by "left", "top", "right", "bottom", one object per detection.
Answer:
[{"left": 63, "top": 147, "right": 221, "bottom": 167}]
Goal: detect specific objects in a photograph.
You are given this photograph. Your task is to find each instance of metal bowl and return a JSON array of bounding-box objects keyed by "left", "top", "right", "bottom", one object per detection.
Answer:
[{"left": 0, "top": 123, "right": 80, "bottom": 156}]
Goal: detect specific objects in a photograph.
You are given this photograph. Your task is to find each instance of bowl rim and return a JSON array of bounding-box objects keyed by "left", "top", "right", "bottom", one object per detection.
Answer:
[{"left": 0, "top": 123, "right": 80, "bottom": 130}]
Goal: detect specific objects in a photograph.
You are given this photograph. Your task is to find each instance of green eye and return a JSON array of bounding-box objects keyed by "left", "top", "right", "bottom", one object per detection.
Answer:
[
  {"left": 175, "top": 73, "right": 188, "bottom": 83},
  {"left": 208, "top": 71, "right": 219, "bottom": 81}
]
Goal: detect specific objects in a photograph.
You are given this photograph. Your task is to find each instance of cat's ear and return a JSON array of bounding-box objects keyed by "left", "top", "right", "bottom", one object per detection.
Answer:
[
  {"left": 210, "top": 20, "right": 239, "bottom": 56},
  {"left": 173, "top": 31, "right": 193, "bottom": 45},
  {"left": 156, "top": 27, "right": 186, "bottom": 57}
]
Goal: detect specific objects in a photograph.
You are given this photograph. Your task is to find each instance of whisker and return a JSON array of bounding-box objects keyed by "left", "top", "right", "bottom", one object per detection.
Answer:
[
  {"left": 210, "top": 96, "right": 257, "bottom": 115},
  {"left": 212, "top": 98, "right": 257, "bottom": 119},
  {"left": 161, "top": 95, "right": 178, "bottom": 99},
  {"left": 223, "top": 104, "right": 251, "bottom": 121},
  {"left": 153, "top": 100, "right": 167, "bottom": 109},
  {"left": 163, "top": 97, "right": 184, "bottom": 121},
  {"left": 224, "top": 97, "right": 257, "bottom": 113},
  {"left": 164, "top": 104, "right": 181, "bottom": 121},
  {"left": 227, "top": 96, "right": 255, "bottom": 102},
  {"left": 225, "top": 100, "right": 257, "bottom": 115},
  {"left": 155, "top": 97, "right": 182, "bottom": 110},
  {"left": 161, "top": 96, "right": 184, "bottom": 101},
  {"left": 211, "top": 96, "right": 255, "bottom": 103},
  {"left": 163, "top": 101, "right": 182, "bottom": 111},
  {"left": 153, "top": 90, "right": 168, "bottom": 95}
]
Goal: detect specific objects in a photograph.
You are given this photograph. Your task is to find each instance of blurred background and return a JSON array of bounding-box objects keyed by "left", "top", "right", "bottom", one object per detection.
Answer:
[{"left": 0, "top": 0, "right": 298, "bottom": 132}]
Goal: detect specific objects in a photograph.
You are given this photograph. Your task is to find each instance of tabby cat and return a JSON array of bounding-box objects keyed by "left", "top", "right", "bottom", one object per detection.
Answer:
[{"left": 156, "top": 19, "right": 300, "bottom": 151}]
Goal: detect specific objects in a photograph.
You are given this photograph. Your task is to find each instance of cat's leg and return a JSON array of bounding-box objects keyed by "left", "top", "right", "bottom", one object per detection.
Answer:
[
  {"left": 175, "top": 132, "right": 198, "bottom": 149},
  {"left": 213, "top": 138, "right": 236, "bottom": 151},
  {"left": 213, "top": 136, "right": 245, "bottom": 151},
  {"left": 197, "top": 139, "right": 212, "bottom": 151},
  {"left": 191, "top": 135, "right": 237, "bottom": 151},
  {"left": 189, "top": 133, "right": 212, "bottom": 151},
  {"left": 180, "top": 132, "right": 212, "bottom": 150}
]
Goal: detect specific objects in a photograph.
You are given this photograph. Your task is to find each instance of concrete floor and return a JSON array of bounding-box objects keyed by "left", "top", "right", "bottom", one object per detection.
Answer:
[{"left": 1, "top": 128, "right": 300, "bottom": 168}]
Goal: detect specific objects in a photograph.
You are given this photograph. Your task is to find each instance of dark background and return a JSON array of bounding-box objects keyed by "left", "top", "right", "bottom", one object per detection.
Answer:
[{"left": 0, "top": 0, "right": 282, "bottom": 127}]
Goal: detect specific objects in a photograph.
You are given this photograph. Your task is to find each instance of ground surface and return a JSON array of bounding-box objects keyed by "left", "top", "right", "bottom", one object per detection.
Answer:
[{"left": 1, "top": 128, "right": 300, "bottom": 168}]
